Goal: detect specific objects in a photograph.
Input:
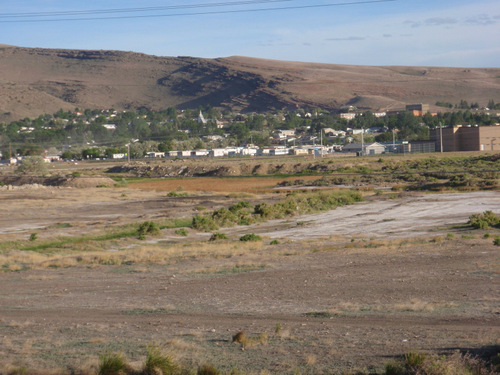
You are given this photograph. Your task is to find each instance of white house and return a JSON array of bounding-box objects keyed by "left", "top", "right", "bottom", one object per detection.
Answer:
[
  {"left": 343, "top": 142, "right": 386, "bottom": 155},
  {"left": 209, "top": 148, "right": 226, "bottom": 158},
  {"left": 291, "top": 148, "right": 309, "bottom": 156},
  {"left": 146, "top": 152, "right": 165, "bottom": 158},
  {"left": 275, "top": 129, "right": 296, "bottom": 139},
  {"left": 269, "top": 147, "right": 290, "bottom": 156},
  {"left": 241, "top": 147, "right": 258, "bottom": 156},
  {"left": 191, "top": 150, "right": 209, "bottom": 157},
  {"left": 340, "top": 113, "right": 357, "bottom": 120}
]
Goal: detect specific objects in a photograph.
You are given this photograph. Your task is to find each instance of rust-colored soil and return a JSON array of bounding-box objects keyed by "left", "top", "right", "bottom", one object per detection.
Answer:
[{"left": 127, "top": 176, "right": 321, "bottom": 193}]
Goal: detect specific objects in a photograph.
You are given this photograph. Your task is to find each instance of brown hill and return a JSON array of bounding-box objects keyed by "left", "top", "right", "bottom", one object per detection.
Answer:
[{"left": 1, "top": 45, "right": 499, "bottom": 121}]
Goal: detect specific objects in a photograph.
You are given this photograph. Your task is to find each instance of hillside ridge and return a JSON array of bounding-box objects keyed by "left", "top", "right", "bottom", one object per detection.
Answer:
[{"left": 1, "top": 45, "right": 499, "bottom": 121}]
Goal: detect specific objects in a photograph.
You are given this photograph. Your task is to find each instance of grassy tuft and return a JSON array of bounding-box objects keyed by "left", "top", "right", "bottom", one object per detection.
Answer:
[
  {"left": 98, "top": 352, "right": 128, "bottom": 375},
  {"left": 143, "top": 345, "right": 179, "bottom": 375},
  {"left": 209, "top": 232, "right": 228, "bottom": 241},
  {"left": 175, "top": 228, "right": 188, "bottom": 237},
  {"left": 494, "top": 236, "right": 500, "bottom": 246},
  {"left": 239, "top": 233, "right": 262, "bottom": 242},
  {"left": 138, "top": 221, "right": 161, "bottom": 240},
  {"left": 197, "top": 364, "right": 221, "bottom": 375},
  {"left": 385, "top": 350, "right": 497, "bottom": 375}
]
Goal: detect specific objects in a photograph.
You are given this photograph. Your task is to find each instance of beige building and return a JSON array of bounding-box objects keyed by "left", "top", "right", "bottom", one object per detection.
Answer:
[{"left": 430, "top": 125, "right": 500, "bottom": 152}]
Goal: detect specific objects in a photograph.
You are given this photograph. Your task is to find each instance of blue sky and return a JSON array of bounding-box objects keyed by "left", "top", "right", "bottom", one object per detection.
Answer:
[{"left": 2, "top": 0, "right": 499, "bottom": 67}]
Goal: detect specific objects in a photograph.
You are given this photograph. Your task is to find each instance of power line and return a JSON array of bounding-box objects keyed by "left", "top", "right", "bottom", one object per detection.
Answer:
[
  {"left": 0, "top": 0, "right": 396, "bottom": 23},
  {"left": 0, "top": 0, "right": 291, "bottom": 18}
]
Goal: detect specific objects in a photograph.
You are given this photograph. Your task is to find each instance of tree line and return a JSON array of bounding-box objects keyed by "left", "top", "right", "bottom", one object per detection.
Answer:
[{"left": 0, "top": 105, "right": 498, "bottom": 159}]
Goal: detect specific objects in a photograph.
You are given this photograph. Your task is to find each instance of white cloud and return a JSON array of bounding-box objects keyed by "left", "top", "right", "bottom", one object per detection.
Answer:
[{"left": 243, "top": 0, "right": 500, "bottom": 66}]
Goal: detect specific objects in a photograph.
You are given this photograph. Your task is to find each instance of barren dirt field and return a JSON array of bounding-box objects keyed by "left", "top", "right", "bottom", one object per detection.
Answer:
[{"left": 0, "top": 176, "right": 499, "bottom": 374}]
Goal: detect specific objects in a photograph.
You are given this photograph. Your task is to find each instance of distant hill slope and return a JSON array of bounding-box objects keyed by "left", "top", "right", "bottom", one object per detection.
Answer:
[{"left": 1, "top": 45, "right": 499, "bottom": 121}]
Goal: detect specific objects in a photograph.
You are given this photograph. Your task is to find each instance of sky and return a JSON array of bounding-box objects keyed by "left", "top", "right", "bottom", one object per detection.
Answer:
[{"left": 1, "top": 0, "right": 500, "bottom": 67}]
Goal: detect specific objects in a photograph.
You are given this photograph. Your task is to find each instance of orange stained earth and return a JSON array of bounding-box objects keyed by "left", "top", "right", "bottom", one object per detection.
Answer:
[{"left": 127, "top": 176, "right": 322, "bottom": 193}]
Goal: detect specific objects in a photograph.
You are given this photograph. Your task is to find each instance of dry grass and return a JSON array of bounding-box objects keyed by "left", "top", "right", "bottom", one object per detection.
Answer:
[
  {"left": 0, "top": 238, "right": 270, "bottom": 271},
  {"left": 325, "top": 299, "right": 462, "bottom": 316},
  {"left": 0, "top": 228, "right": 472, "bottom": 272},
  {"left": 393, "top": 299, "right": 438, "bottom": 312}
]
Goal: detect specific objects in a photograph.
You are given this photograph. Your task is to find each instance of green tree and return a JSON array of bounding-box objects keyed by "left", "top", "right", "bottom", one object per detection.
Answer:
[
  {"left": 61, "top": 151, "right": 73, "bottom": 159},
  {"left": 1, "top": 149, "right": 11, "bottom": 160},
  {"left": 16, "top": 156, "right": 48, "bottom": 175},
  {"left": 130, "top": 118, "right": 151, "bottom": 139},
  {"left": 82, "top": 147, "right": 101, "bottom": 159}
]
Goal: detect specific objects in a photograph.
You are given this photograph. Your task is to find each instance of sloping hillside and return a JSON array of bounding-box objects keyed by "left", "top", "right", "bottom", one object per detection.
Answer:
[{"left": 1, "top": 45, "right": 499, "bottom": 121}]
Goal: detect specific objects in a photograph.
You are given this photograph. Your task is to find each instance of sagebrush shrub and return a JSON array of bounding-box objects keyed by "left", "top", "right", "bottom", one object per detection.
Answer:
[
  {"left": 469, "top": 210, "right": 500, "bottom": 229},
  {"left": 137, "top": 221, "right": 161, "bottom": 239},
  {"left": 209, "top": 232, "right": 227, "bottom": 241},
  {"left": 192, "top": 215, "right": 218, "bottom": 231},
  {"left": 239, "top": 233, "right": 262, "bottom": 242}
]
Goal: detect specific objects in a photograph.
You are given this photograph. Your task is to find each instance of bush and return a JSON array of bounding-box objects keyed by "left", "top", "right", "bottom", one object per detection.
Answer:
[
  {"left": 469, "top": 211, "right": 500, "bottom": 229},
  {"left": 175, "top": 228, "right": 188, "bottom": 236},
  {"left": 137, "top": 221, "right": 161, "bottom": 240},
  {"left": 192, "top": 215, "right": 218, "bottom": 231},
  {"left": 143, "top": 345, "right": 178, "bottom": 375},
  {"left": 385, "top": 351, "right": 495, "bottom": 375},
  {"left": 98, "top": 352, "right": 128, "bottom": 375},
  {"left": 229, "top": 201, "right": 252, "bottom": 212},
  {"left": 209, "top": 232, "right": 227, "bottom": 241},
  {"left": 240, "top": 233, "right": 262, "bottom": 242},
  {"left": 16, "top": 156, "right": 48, "bottom": 175},
  {"left": 211, "top": 207, "right": 238, "bottom": 227},
  {"left": 494, "top": 236, "right": 500, "bottom": 246},
  {"left": 167, "top": 191, "right": 188, "bottom": 197},
  {"left": 194, "top": 190, "right": 363, "bottom": 232},
  {"left": 197, "top": 364, "right": 221, "bottom": 375}
]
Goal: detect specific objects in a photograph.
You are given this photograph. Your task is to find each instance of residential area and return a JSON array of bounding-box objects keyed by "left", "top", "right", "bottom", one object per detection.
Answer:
[{"left": 1, "top": 102, "right": 499, "bottom": 164}]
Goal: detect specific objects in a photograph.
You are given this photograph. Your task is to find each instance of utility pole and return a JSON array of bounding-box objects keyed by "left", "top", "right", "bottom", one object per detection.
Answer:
[
  {"left": 392, "top": 130, "right": 396, "bottom": 153},
  {"left": 439, "top": 125, "right": 444, "bottom": 153},
  {"left": 320, "top": 129, "right": 323, "bottom": 157},
  {"left": 361, "top": 127, "right": 364, "bottom": 156}
]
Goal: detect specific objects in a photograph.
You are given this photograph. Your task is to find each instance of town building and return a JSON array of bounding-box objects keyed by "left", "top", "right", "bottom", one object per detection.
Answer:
[
  {"left": 429, "top": 125, "right": 500, "bottom": 152},
  {"left": 342, "top": 142, "right": 385, "bottom": 155}
]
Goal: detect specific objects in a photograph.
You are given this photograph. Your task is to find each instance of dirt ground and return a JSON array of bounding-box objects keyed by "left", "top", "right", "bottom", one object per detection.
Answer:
[{"left": 0, "top": 182, "right": 499, "bottom": 374}]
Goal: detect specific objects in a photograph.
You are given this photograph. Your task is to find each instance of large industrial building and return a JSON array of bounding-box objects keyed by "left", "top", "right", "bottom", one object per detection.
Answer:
[{"left": 429, "top": 125, "right": 500, "bottom": 152}]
